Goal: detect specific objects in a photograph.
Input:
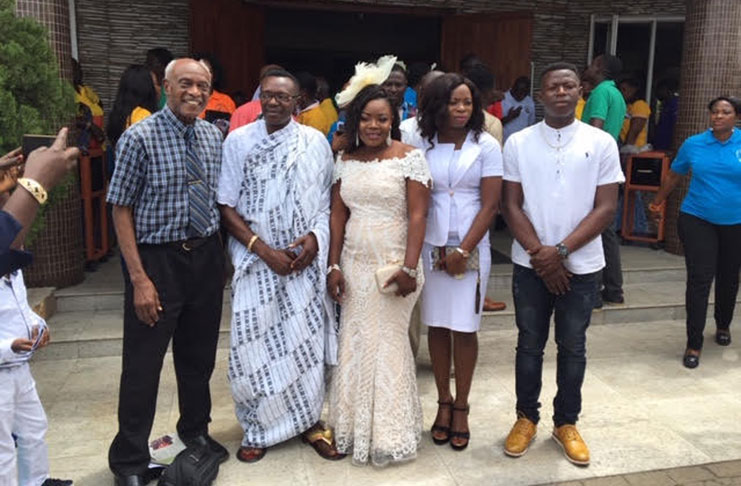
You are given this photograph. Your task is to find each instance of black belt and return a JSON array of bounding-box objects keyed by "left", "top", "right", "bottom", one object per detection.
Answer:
[{"left": 168, "top": 233, "right": 218, "bottom": 252}]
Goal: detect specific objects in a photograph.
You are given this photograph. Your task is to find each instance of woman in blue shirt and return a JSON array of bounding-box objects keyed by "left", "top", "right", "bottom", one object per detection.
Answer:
[{"left": 650, "top": 96, "right": 741, "bottom": 369}]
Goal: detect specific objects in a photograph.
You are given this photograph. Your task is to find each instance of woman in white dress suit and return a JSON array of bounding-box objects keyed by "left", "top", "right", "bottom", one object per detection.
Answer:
[{"left": 407, "top": 73, "right": 503, "bottom": 450}]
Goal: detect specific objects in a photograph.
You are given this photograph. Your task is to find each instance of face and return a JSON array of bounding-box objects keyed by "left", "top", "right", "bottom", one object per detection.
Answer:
[
  {"left": 164, "top": 60, "right": 211, "bottom": 123},
  {"left": 447, "top": 84, "right": 474, "bottom": 129},
  {"left": 540, "top": 69, "right": 582, "bottom": 118},
  {"left": 619, "top": 82, "right": 637, "bottom": 102},
  {"left": 709, "top": 100, "right": 738, "bottom": 132},
  {"left": 260, "top": 76, "right": 298, "bottom": 130},
  {"left": 382, "top": 71, "right": 407, "bottom": 106},
  {"left": 358, "top": 98, "right": 393, "bottom": 147},
  {"left": 512, "top": 82, "right": 529, "bottom": 101}
]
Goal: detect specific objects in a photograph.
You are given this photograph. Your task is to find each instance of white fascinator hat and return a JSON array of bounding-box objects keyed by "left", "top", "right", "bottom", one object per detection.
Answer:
[{"left": 335, "top": 55, "right": 398, "bottom": 108}]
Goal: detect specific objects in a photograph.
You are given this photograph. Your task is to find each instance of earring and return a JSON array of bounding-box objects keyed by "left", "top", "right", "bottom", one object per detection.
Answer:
[
  {"left": 356, "top": 133, "right": 360, "bottom": 147},
  {"left": 386, "top": 132, "right": 392, "bottom": 146}
]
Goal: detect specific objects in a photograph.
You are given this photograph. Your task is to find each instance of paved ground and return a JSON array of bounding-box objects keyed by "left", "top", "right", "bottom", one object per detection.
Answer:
[{"left": 34, "top": 319, "right": 741, "bottom": 485}]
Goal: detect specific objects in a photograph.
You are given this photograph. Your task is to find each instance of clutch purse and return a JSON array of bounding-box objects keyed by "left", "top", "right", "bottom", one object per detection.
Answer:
[
  {"left": 375, "top": 263, "right": 401, "bottom": 294},
  {"left": 430, "top": 246, "right": 480, "bottom": 272},
  {"left": 430, "top": 246, "right": 482, "bottom": 314}
]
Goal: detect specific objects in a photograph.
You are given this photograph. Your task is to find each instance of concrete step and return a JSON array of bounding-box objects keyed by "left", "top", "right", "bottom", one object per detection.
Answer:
[{"left": 38, "top": 279, "right": 741, "bottom": 361}]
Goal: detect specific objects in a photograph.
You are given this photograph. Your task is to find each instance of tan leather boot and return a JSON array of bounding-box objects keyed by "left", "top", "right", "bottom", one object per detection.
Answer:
[{"left": 504, "top": 416, "right": 537, "bottom": 457}]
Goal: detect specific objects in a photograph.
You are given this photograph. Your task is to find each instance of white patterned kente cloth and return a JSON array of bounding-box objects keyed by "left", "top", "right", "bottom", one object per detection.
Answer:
[{"left": 217, "top": 119, "right": 335, "bottom": 448}]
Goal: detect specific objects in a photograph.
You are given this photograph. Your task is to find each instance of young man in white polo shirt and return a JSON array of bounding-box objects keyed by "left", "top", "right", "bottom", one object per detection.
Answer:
[{"left": 500, "top": 62, "right": 623, "bottom": 466}]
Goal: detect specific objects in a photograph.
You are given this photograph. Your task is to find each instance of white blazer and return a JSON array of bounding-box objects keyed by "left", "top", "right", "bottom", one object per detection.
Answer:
[{"left": 413, "top": 130, "right": 503, "bottom": 248}]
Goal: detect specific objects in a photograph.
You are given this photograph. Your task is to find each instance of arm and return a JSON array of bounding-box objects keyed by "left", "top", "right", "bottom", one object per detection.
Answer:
[
  {"left": 327, "top": 183, "right": 349, "bottom": 302},
  {"left": 589, "top": 118, "right": 605, "bottom": 130},
  {"left": 501, "top": 106, "right": 523, "bottom": 125},
  {"left": 219, "top": 204, "right": 294, "bottom": 276},
  {"left": 112, "top": 205, "right": 161, "bottom": 326},
  {"left": 385, "top": 179, "right": 430, "bottom": 297},
  {"left": 650, "top": 169, "right": 683, "bottom": 208},
  {"left": 501, "top": 180, "right": 542, "bottom": 252},
  {"left": 624, "top": 117, "right": 647, "bottom": 146},
  {"left": 3, "top": 129, "right": 79, "bottom": 249},
  {"left": 444, "top": 176, "right": 502, "bottom": 276}
]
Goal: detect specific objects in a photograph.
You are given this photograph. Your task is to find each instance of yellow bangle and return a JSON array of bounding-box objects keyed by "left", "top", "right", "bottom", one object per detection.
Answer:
[
  {"left": 17, "top": 178, "right": 47, "bottom": 205},
  {"left": 247, "top": 234, "right": 259, "bottom": 252}
]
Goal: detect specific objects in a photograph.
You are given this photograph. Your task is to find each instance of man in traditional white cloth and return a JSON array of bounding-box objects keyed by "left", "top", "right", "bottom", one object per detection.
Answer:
[{"left": 217, "top": 68, "right": 344, "bottom": 463}]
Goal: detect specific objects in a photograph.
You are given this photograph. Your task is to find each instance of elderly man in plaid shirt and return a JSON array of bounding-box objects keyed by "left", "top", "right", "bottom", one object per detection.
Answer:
[{"left": 106, "top": 58, "right": 228, "bottom": 486}]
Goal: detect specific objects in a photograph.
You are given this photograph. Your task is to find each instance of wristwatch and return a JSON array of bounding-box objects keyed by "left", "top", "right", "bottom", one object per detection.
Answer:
[
  {"left": 556, "top": 242, "right": 570, "bottom": 260},
  {"left": 401, "top": 266, "right": 418, "bottom": 279}
]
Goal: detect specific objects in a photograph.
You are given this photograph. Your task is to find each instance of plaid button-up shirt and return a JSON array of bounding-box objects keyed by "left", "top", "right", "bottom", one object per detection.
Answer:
[{"left": 107, "top": 105, "right": 223, "bottom": 244}]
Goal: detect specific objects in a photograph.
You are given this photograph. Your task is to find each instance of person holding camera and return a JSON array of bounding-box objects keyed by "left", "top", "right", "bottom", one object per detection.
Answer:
[{"left": 1, "top": 127, "right": 78, "bottom": 486}]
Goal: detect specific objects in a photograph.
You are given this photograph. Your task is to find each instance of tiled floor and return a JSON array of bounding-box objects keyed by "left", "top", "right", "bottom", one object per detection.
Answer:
[{"left": 33, "top": 319, "right": 741, "bottom": 486}]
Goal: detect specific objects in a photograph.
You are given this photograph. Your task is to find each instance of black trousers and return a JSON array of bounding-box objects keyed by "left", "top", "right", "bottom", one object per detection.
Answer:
[
  {"left": 678, "top": 212, "right": 741, "bottom": 350},
  {"left": 109, "top": 234, "right": 225, "bottom": 476},
  {"left": 599, "top": 221, "right": 624, "bottom": 301}
]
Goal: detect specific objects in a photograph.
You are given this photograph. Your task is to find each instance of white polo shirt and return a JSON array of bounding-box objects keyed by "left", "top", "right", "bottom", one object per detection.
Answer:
[{"left": 503, "top": 119, "right": 624, "bottom": 275}]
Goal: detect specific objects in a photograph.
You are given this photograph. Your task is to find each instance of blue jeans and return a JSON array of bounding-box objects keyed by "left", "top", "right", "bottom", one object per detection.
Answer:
[{"left": 512, "top": 264, "right": 598, "bottom": 426}]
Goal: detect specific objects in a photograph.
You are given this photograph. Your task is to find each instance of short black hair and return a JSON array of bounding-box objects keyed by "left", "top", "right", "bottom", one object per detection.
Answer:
[
  {"left": 513, "top": 76, "right": 531, "bottom": 89},
  {"left": 708, "top": 96, "right": 741, "bottom": 114},
  {"left": 344, "top": 84, "right": 401, "bottom": 153},
  {"left": 407, "top": 61, "right": 430, "bottom": 87},
  {"left": 295, "top": 71, "right": 317, "bottom": 97},
  {"left": 261, "top": 68, "right": 299, "bottom": 92},
  {"left": 463, "top": 63, "right": 495, "bottom": 93},
  {"left": 540, "top": 62, "right": 579, "bottom": 85},
  {"left": 601, "top": 54, "right": 623, "bottom": 80},
  {"left": 145, "top": 47, "right": 173, "bottom": 84}
]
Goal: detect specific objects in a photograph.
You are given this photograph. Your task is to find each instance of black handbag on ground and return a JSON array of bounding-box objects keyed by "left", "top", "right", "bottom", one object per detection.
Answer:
[{"left": 158, "top": 445, "right": 220, "bottom": 486}]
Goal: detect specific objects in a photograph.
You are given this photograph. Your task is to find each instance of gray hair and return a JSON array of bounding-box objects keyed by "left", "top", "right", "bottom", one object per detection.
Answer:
[{"left": 163, "top": 58, "right": 212, "bottom": 81}]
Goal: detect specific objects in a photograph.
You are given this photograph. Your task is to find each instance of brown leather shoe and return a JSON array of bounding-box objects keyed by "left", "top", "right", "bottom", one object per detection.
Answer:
[
  {"left": 552, "top": 424, "right": 590, "bottom": 466},
  {"left": 484, "top": 298, "right": 506, "bottom": 312},
  {"left": 504, "top": 416, "right": 537, "bottom": 457}
]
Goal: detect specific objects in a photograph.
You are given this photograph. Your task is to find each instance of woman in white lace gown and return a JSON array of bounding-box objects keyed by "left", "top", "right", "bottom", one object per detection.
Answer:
[{"left": 326, "top": 84, "right": 432, "bottom": 466}]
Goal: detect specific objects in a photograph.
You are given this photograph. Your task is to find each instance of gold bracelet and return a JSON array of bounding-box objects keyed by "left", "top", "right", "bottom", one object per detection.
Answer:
[
  {"left": 17, "top": 178, "right": 48, "bottom": 205},
  {"left": 247, "top": 234, "right": 259, "bottom": 252}
]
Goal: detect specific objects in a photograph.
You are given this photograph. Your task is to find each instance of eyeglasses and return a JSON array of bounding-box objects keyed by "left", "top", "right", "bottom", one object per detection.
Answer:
[{"left": 259, "top": 92, "right": 298, "bottom": 103}]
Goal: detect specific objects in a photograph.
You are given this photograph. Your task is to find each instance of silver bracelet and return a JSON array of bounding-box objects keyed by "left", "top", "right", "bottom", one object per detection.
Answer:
[{"left": 327, "top": 264, "right": 341, "bottom": 275}]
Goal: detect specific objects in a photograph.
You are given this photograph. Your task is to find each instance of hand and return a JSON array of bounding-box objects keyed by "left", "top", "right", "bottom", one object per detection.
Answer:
[
  {"left": 0, "top": 165, "right": 22, "bottom": 194},
  {"left": 30, "top": 326, "right": 50, "bottom": 349},
  {"left": 331, "top": 132, "right": 349, "bottom": 153},
  {"left": 327, "top": 268, "right": 346, "bottom": 303},
  {"left": 443, "top": 251, "right": 467, "bottom": 277},
  {"left": 0, "top": 147, "right": 23, "bottom": 170},
  {"left": 132, "top": 276, "right": 162, "bottom": 326},
  {"left": 648, "top": 200, "right": 665, "bottom": 222},
  {"left": 11, "top": 338, "right": 34, "bottom": 353},
  {"left": 262, "top": 247, "right": 295, "bottom": 276},
  {"left": 540, "top": 264, "right": 572, "bottom": 295},
  {"left": 507, "top": 106, "right": 523, "bottom": 118},
  {"left": 289, "top": 232, "right": 318, "bottom": 272},
  {"left": 385, "top": 269, "right": 417, "bottom": 297},
  {"left": 22, "top": 127, "right": 80, "bottom": 192},
  {"left": 528, "top": 245, "right": 563, "bottom": 278}
]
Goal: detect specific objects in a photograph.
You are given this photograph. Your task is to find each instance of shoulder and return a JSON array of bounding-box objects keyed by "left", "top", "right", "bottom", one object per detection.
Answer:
[
  {"left": 298, "top": 122, "right": 329, "bottom": 142},
  {"left": 578, "top": 121, "right": 618, "bottom": 150},
  {"left": 194, "top": 118, "right": 222, "bottom": 142},
  {"left": 476, "top": 131, "right": 500, "bottom": 150},
  {"left": 508, "top": 122, "right": 540, "bottom": 144},
  {"left": 682, "top": 130, "right": 711, "bottom": 148}
]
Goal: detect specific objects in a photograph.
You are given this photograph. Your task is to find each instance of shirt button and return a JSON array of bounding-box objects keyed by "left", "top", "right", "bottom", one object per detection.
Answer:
[{"left": 449, "top": 190, "right": 454, "bottom": 196}]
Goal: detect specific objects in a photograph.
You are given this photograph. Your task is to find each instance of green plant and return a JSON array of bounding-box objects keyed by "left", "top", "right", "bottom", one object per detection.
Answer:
[{"left": 0, "top": 0, "right": 76, "bottom": 246}]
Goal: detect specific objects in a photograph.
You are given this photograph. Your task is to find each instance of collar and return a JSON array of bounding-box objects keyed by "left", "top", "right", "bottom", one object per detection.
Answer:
[
  {"left": 703, "top": 127, "right": 739, "bottom": 145},
  {"left": 540, "top": 118, "right": 579, "bottom": 137},
  {"left": 300, "top": 101, "right": 320, "bottom": 114},
  {"left": 596, "top": 79, "right": 617, "bottom": 89},
  {"left": 162, "top": 104, "right": 197, "bottom": 139}
]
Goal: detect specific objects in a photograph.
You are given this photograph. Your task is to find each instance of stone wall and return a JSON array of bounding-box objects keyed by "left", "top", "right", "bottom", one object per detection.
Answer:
[
  {"left": 74, "top": 0, "right": 190, "bottom": 110},
  {"left": 75, "top": 0, "right": 686, "bottom": 111}
]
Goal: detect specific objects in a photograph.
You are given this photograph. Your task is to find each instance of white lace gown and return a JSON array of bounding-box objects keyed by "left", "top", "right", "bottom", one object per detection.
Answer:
[{"left": 328, "top": 148, "right": 431, "bottom": 466}]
